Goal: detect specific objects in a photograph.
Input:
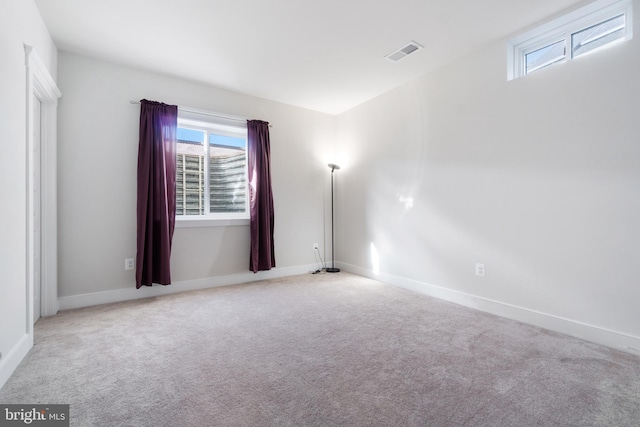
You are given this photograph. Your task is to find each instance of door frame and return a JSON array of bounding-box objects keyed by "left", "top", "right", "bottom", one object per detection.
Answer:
[
  {"left": 32, "top": 94, "right": 42, "bottom": 323},
  {"left": 24, "top": 45, "right": 61, "bottom": 342}
]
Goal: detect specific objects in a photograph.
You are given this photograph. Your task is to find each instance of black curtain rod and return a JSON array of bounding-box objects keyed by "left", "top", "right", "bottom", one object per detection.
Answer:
[{"left": 129, "top": 100, "right": 272, "bottom": 127}]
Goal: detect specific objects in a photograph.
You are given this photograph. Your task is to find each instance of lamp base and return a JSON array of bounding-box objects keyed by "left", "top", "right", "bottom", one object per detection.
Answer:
[{"left": 326, "top": 267, "right": 341, "bottom": 273}]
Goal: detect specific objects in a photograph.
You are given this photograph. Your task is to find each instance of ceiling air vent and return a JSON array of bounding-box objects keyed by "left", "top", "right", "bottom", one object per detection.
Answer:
[{"left": 385, "top": 41, "right": 423, "bottom": 62}]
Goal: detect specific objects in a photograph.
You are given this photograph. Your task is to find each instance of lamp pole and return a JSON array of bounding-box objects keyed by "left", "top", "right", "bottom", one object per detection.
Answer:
[{"left": 327, "top": 164, "right": 340, "bottom": 273}]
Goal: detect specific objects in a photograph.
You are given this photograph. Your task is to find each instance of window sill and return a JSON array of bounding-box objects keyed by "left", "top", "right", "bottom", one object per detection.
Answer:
[{"left": 175, "top": 217, "right": 250, "bottom": 228}]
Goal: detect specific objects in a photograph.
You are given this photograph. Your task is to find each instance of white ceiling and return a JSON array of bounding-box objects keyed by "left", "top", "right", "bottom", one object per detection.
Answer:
[{"left": 35, "top": 0, "right": 586, "bottom": 114}]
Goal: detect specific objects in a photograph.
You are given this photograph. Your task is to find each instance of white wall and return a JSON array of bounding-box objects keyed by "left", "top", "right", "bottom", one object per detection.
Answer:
[
  {"left": 0, "top": 0, "right": 57, "bottom": 388},
  {"left": 56, "top": 52, "right": 335, "bottom": 300},
  {"left": 336, "top": 1, "right": 640, "bottom": 351}
]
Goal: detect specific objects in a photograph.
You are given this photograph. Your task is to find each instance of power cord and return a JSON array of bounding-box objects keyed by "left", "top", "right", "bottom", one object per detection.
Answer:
[{"left": 312, "top": 247, "right": 326, "bottom": 274}]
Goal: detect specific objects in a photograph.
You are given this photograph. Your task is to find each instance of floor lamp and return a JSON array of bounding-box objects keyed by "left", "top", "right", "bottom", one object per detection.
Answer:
[{"left": 327, "top": 163, "right": 340, "bottom": 273}]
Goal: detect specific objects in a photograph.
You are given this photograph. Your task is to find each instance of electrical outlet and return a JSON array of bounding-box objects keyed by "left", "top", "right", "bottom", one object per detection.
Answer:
[
  {"left": 125, "top": 258, "right": 135, "bottom": 271},
  {"left": 475, "top": 263, "right": 485, "bottom": 277},
  {"left": 313, "top": 243, "right": 319, "bottom": 250}
]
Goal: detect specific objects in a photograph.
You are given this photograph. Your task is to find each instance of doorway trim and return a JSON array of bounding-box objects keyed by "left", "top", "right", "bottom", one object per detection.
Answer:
[{"left": 24, "top": 45, "right": 61, "bottom": 342}]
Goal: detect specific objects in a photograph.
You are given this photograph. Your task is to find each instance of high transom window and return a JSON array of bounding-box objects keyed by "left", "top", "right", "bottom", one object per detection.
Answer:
[{"left": 508, "top": 0, "right": 633, "bottom": 80}]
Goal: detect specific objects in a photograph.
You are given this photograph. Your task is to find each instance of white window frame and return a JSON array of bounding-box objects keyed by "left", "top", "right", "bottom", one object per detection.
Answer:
[
  {"left": 507, "top": 0, "right": 633, "bottom": 80},
  {"left": 175, "top": 110, "right": 250, "bottom": 228}
]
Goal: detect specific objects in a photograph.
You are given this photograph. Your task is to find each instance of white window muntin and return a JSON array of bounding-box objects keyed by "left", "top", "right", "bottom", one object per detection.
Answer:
[{"left": 507, "top": 0, "right": 633, "bottom": 80}]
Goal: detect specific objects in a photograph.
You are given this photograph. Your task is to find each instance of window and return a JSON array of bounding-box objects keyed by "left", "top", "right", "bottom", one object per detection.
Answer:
[
  {"left": 507, "top": 0, "right": 633, "bottom": 80},
  {"left": 176, "top": 110, "right": 249, "bottom": 224}
]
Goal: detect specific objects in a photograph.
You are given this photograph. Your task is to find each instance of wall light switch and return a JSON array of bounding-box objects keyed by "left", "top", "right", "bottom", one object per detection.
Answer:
[{"left": 125, "top": 258, "right": 135, "bottom": 271}]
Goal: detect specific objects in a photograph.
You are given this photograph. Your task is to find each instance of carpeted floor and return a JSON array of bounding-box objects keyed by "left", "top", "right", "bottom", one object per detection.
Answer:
[{"left": 1, "top": 272, "right": 639, "bottom": 426}]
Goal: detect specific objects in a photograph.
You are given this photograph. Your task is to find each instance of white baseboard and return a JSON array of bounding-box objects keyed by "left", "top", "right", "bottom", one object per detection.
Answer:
[
  {"left": 54, "top": 261, "right": 640, "bottom": 355},
  {"left": 0, "top": 334, "right": 32, "bottom": 391},
  {"left": 58, "top": 264, "right": 319, "bottom": 311},
  {"left": 339, "top": 262, "right": 640, "bottom": 356}
]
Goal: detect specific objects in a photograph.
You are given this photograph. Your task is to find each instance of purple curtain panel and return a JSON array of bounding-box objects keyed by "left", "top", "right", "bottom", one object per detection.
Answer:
[
  {"left": 136, "top": 100, "right": 178, "bottom": 288},
  {"left": 248, "top": 120, "right": 276, "bottom": 273}
]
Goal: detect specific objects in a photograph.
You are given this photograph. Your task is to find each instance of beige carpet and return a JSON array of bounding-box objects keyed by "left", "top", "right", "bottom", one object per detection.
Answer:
[{"left": 1, "top": 272, "right": 639, "bottom": 426}]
